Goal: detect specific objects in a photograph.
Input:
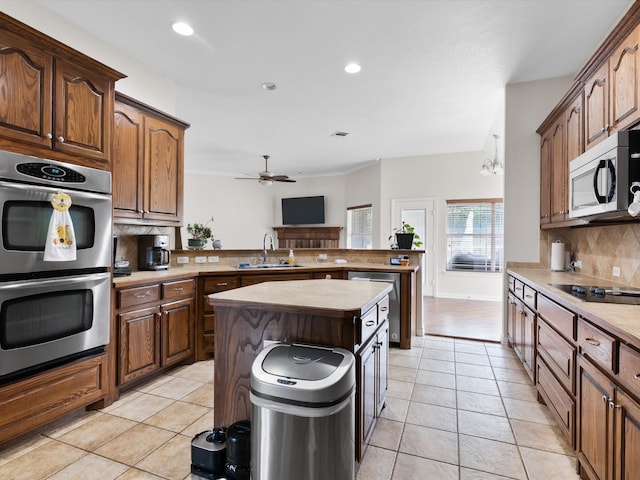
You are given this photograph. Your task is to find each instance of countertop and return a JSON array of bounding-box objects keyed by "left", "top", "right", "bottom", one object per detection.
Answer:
[
  {"left": 508, "top": 268, "right": 640, "bottom": 345},
  {"left": 208, "top": 278, "right": 392, "bottom": 317},
  {"left": 112, "top": 262, "right": 419, "bottom": 287}
]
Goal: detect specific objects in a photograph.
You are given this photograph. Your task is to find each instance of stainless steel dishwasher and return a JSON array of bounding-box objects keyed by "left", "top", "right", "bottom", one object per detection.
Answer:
[{"left": 347, "top": 271, "right": 401, "bottom": 346}]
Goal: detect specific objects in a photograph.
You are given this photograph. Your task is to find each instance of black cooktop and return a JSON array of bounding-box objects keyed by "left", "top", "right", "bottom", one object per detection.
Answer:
[{"left": 550, "top": 284, "right": 640, "bottom": 305}]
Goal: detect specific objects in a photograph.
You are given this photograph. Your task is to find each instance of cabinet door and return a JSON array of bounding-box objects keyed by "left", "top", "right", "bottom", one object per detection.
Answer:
[
  {"left": 143, "top": 115, "right": 183, "bottom": 223},
  {"left": 54, "top": 59, "right": 112, "bottom": 163},
  {"left": 610, "top": 25, "right": 640, "bottom": 132},
  {"left": 360, "top": 338, "right": 377, "bottom": 451},
  {"left": 376, "top": 324, "right": 389, "bottom": 415},
  {"left": 507, "top": 293, "right": 518, "bottom": 347},
  {"left": 577, "top": 356, "right": 615, "bottom": 480},
  {"left": 522, "top": 304, "right": 536, "bottom": 381},
  {"left": 161, "top": 298, "right": 193, "bottom": 367},
  {"left": 540, "top": 132, "right": 552, "bottom": 225},
  {"left": 550, "top": 120, "right": 567, "bottom": 223},
  {"left": 585, "top": 62, "right": 610, "bottom": 149},
  {"left": 118, "top": 306, "right": 161, "bottom": 385},
  {"left": 566, "top": 94, "right": 584, "bottom": 162},
  {"left": 513, "top": 298, "right": 525, "bottom": 361},
  {"left": 0, "top": 31, "right": 53, "bottom": 148},
  {"left": 113, "top": 100, "right": 144, "bottom": 220},
  {"left": 614, "top": 388, "right": 640, "bottom": 480}
]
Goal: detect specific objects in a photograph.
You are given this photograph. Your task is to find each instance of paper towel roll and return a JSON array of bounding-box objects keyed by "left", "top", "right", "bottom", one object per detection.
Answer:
[{"left": 551, "top": 241, "right": 565, "bottom": 271}]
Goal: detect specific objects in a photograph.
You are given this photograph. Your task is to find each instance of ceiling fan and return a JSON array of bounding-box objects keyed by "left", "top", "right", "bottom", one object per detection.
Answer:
[{"left": 235, "top": 155, "right": 296, "bottom": 185}]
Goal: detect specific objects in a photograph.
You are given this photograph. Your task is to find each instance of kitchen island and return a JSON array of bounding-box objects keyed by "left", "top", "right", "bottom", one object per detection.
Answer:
[{"left": 208, "top": 278, "right": 392, "bottom": 461}]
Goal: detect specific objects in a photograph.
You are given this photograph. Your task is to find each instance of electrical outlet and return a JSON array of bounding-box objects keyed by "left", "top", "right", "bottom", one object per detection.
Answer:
[
  {"left": 613, "top": 265, "right": 621, "bottom": 277},
  {"left": 195, "top": 256, "right": 207, "bottom": 264},
  {"left": 176, "top": 256, "right": 189, "bottom": 264},
  {"left": 574, "top": 260, "right": 582, "bottom": 269},
  {"left": 318, "top": 253, "right": 328, "bottom": 260},
  {"left": 208, "top": 256, "right": 219, "bottom": 263}
]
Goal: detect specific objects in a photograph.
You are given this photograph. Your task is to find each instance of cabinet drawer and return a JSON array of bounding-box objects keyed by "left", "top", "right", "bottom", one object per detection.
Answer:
[
  {"left": 618, "top": 344, "right": 640, "bottom": 400},
  {"left": 537, "top": 294, "right": 576, "bottom": 341},
  {"left": 523, "top": 284, "right": 537, "bottom": 310},
  {"left": 513, "top": 279, "right": 525, "bottom": 300},
  {"left": 378, "top": 296, "right": 390, "bottom": 323},
  {"left": 578, "top": 319, "right": 617, "bottom": 374},
  {"left": 117, "top": 284, "right": 161, "bottom": 309},
  {"left": 537, "top": 357, "right": 575, "bottom": 447},
  {"left": 203, "top": 276, "right": 239, "bottom": 293},
  {"left": 359, "top": 305, "right": 378, "bottom": 348},
  {"left": 162, "top": 279, "right": 194, "bottom": 300},
  {"left": 508, "top": 275, "right": 516, "bottom": 292},
  {"left": 203, "top": 313, "right": 215, "bottom": 332},
  {"left": 537, "top": 318, "right": 575, "bottom": 393}
]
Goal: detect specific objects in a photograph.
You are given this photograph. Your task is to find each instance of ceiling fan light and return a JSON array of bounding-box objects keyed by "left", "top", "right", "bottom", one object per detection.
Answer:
[
  {"left": 259, "top": 179, "right": 273, "bottom": 186},
  {"left": 172, "top": 22, "right": 194, "bottom": 36}
]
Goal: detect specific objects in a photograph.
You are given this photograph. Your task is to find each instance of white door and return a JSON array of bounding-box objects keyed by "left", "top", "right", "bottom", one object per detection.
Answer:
[{"left": 391, "top": 198, "right": 436, "bottom": 296}]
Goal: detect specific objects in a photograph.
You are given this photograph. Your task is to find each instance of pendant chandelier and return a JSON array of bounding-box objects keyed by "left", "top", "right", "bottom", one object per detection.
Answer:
[{"left": 480, "top": 134, "right": 503, "bottom": 176}]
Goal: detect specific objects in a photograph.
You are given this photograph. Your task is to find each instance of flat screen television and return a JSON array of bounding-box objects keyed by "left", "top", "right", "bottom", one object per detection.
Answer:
[{"left": 281, "top": 195, "right": 325, "bottom": 225}]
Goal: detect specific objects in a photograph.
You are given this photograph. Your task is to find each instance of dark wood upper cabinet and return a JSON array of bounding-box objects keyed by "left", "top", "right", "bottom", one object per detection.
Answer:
[
  {"left": 610, "top": 24, "right": 640, "bottom": 132},
  {"left": 585, "top": 62, "right": 610, "bottom": 149}
]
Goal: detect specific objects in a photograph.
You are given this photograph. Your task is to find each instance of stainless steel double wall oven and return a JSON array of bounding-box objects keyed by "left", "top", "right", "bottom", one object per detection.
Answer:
[{"left": 0, "top": 151, "right": 112, "bottom": 382}]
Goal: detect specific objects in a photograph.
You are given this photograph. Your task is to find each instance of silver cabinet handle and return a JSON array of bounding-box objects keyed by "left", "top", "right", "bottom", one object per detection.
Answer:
[
  {"left": 609, "top": 401, "right": 621, "bottom": 410},
  {"left": 217, "top": 282, "right": 228, "bottom": 287},
  {"left": 380, "top": 306, "right": 388, "bottom": 312},
  {"left": 46, "top": 133, "right": 52, "bottom": 139},
  {"left": 585, "top": 338, "right": 601, "bottom": 346},
  {"left": 134, "top": 293, "right": 149, "bottom": 298},
  {"left": 365, "top": 320, "right": 376, "bottom": 327},
  {"left": 58, "top": 136, "right": 65, "bottom": 142},
  {"left": 173, "top": 287, "right": 184, "bottom": 292},
  {"left": 602, "top": 395, "right": 609, "bottom": 404},
  {"left": 634, "top": 373, "right": 640, "bottom": 381}
]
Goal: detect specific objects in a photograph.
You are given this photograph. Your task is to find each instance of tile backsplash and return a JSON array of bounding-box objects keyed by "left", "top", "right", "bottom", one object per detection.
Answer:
[{"left": 113, "top": 224, "right": 174, "bottom": 270}]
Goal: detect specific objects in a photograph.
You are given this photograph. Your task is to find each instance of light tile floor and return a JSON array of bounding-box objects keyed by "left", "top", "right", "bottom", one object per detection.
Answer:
[{"left": 0, "top": 337, "right": 579, "bottom": 480}]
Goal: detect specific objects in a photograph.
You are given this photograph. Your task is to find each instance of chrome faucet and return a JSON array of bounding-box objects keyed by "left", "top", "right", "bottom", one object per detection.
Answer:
[{"left": 260, "top": 232, "right": 274, "bottom": 264}]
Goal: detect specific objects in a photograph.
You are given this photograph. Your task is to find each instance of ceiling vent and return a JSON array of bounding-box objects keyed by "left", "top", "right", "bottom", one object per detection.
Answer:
[{"left": 331, "top": 131, "right": 349, "bottom": 137}]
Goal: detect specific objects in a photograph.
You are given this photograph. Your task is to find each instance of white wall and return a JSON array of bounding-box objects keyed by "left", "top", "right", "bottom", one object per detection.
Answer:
[
  {"left": 344, "top": 162, "right": 382, "bottom": 247},
  {"left": 1, "top": 1, "right": 176, "bottom": 114},
  {"left": 380, "top": 152, "right": 504, "bottom": 300},
  {"left": 183, "top": 171, "right": 346, "bottom": 250},
  {"left": 504, "top": 76, "right": 573, "bottom": 263}
]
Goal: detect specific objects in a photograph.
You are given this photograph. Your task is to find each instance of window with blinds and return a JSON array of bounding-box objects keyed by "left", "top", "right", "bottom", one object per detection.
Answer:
[
  {"left": 446, "top": 199, "right": 503, "bottom": 272},
  {"left": 347, "top": 204, "right": 372, "bottom": 249}
]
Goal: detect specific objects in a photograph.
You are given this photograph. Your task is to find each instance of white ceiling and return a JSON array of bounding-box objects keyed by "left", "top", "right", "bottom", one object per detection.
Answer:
[{"left": 36, "top": 0, "right": 634, "bottom": 178}]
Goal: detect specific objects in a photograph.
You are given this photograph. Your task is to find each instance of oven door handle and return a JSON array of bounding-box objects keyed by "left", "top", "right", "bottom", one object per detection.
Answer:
[
  {"left": 0, "top": 272, "right": 110, "bottom": 290},
  {"left": 0, "top": 180, "right": 111, "bottom": 202}
]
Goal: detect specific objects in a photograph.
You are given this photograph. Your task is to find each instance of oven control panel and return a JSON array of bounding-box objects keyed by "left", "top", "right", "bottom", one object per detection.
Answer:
[{"left": 17, "top": 163, "right": 86, "bottom": 183}]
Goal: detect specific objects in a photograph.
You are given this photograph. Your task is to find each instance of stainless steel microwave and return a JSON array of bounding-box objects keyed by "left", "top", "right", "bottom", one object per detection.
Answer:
[{"left": 569, "top": 130, "right": 640, "bottom": 220}]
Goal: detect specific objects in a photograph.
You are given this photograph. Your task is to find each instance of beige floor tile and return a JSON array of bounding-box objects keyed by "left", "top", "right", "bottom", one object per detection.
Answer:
[
  {"left": 406, "top": 401, "right": 457, "bottom": 433},
  {"left": 181, "top": 410, "right": 215, "bottom": 437},
  {"left": 390, "top": 346, "right": 423, "bottom": 357},
  {"left": 411, "top": 336, "right": 427, "bottom": 348},
  {"left": 488, "top": 355, "right": 525, "bottom": 370},
  {"left": 180, "top": 383, "right": 214, "bottom": 407},
  {"left": 135, "top": 434, "right": 192, "bottom": 480},
  {"left": 107, "top": 393, "right": 175, "bottom": 422},
  {"left": 0, "top": 441, "right": 87, "bottom": 480},
  {"left": 485, "top": 345, "right": 518, "bottom": 358},
  {"left": 421, "top": 347, "right": 455, "bottom": 362},
  {"left": 44, "top": 410, "right": 104, "bottom": 439},
  {"left": 144, "top": 401, "right": 210, "bottom": 433},
  {"left": 493, "top": 366, "right": 532, "bottom": 384},
  {"left": 399, "top": 424, "right": 458, "bottom": 464},
  {"left": 411, "top": 383, "right": 456, "bottom": 408},
  {"left": 389, "top": 354, "right": 421, "bottom": 369},
  {"left": 387, "top": 379, "right": 415, "bottom": 400},
  {"left": 502, "top": 398, "right": 556, "bottom": 425},
  {"left": 459, "top": 434, "right": 527, "bottom": 480},
  {"left": 57, "top": 414, "right": 137, "bottom": 451},
  {"left": 94, "top": 423, "right": 175, "bottom": 465},
  {"left": 458, "top": 410, "right": 515, "bottom": 443},
  {"left": 101, "top": 390, "right": 145, "bottom": 413},
  {"left": 392, "top": 452, "right": 459, "bottom": 480},
  {"left": 456, "top": 375, "right": 500, "bottom": 396},
  {"left": 510, "top": 418, "right": 573, "bottom": 455},
  {"left": 424, "top": 340, "right": 455, "bottom": 351},
  {"left": 460, "top": 467, "right": 517, "bottom": 479},
  {"left": 519, "top": 446, "right": 580, "bottom": 480},
  {"left": 47, "top": 452, "right": 128, "bottom": 480},
  {"left": 369, "top": 418, "right": 404, "bottom": 451},
  {"left": 454, "top": 343, "right": 487, "bottom": 355},
  {"left": 414, "top": 369, "right": 456, "bottom": 389},
  {"left": 147, "top": 377, "right": 204, "bottom": 400},
  {"left": 0, "top": 434, "right": 51, "bottom": 467},
  {"left": 135, "top": 374, "right": 173, "bottom": 393},
  {"left": 496, "top": 380, "right": 538, "bottom": 402},
  {"left": 457, "top": 390, "right": 506, "bottom": 416},
  {"left": 117, "top": 467, "right": 166, "bottom": 479},
  {"left": 356, "top": 445, "right": 395, "bottom": 480},
  {"left": 388, "top": 365, "right": 418, "bottom": 383},
  {"left": 455, "top": 363, "right": 495, "bottom": 379},
  {"left": 455, "top": 352, "right": 492, "bottom": 366},
  {"left": 418, "top": 357, "right": 456, "bottom": 373},
  {"left": 380, "top": 396, "right": 410, "bottom": 422},
  {"left": 169, "top": 363, "right": 214, "bottom": 383}
]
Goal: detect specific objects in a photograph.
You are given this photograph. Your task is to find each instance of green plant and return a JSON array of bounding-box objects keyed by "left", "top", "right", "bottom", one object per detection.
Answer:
[
  {"left": 187, "top": 217, "right": 214, "bottom": 240},
  {"left": 388, "top": 221, "right": 423, "bottom": 249}
]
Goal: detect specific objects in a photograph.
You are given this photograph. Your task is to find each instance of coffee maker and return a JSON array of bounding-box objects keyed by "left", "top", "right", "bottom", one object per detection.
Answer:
[{"left": 138, "top": 234, "right": 170, "bottom": 271}]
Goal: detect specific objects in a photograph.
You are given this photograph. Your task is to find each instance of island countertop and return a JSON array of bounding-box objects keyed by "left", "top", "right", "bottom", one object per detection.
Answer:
[{"left": 207, "top": 278, "right": 392, "bottom": 317}]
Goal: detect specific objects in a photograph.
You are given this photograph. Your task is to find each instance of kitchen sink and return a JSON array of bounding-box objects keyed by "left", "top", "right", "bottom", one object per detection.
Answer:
[{"left": 236, "top": 263, "right": 305, "bottom": 269}]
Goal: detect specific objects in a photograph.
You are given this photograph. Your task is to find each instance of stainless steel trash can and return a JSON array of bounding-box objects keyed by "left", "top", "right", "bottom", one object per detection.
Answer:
[{"left": 250, "top": 343, "right": 355, "bottom": 480}]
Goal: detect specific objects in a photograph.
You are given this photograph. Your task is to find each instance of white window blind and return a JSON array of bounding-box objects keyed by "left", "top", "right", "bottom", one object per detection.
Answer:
[
  {"left": 347, "top": 205, "right": 372, "bottom": 249},
  {"left": 446, "top": 199, "right": 503, "bottom": 272}
]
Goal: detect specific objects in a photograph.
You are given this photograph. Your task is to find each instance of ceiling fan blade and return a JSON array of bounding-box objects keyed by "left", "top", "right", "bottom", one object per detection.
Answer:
[
  {"left": 274, "top": 177, "right": 296, "bottom": 183},
  {"left": 234, "top": 177, "right": 260, "bottom": 180}
]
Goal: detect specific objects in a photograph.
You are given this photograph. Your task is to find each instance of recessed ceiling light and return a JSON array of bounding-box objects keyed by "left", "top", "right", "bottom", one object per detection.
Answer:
[
  {"left": 344, "top": 63, "right": 361, "bottom": 74},
  {"left": 172, "top": 22, "right": 194, "bottom": 36},
  {"left": 261, "top": 82, "right": 277, "bottom": 91}
]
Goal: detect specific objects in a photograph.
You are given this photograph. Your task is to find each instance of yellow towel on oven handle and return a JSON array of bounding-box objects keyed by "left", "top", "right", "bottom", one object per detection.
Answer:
[{"left": 43, "top": 191, "right": 77, "bottom": 262}]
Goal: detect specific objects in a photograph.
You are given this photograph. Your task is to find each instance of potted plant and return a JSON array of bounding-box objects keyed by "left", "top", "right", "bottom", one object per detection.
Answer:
[
  {"left": 187, "top": 218, "right": 213, "bottom": 249},
  {"left": 389, "top": 222, "right": 423, "bottom": 249}
]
